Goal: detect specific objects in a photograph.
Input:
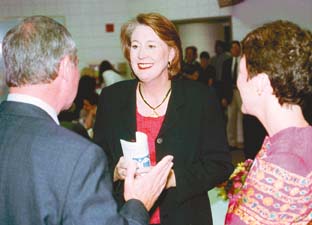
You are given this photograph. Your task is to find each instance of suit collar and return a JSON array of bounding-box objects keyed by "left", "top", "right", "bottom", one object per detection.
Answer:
[
  {"left": 0, "top": 101, "right": 58, "bottom": 124},
  {"left": 7, "top": 93, "right": 59, "bottom": 124}
]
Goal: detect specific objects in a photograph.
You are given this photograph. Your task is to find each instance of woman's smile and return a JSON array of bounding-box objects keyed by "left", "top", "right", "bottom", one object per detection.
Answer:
[{"left": 138, "top": 63, "right": 153, "bottom": 70}]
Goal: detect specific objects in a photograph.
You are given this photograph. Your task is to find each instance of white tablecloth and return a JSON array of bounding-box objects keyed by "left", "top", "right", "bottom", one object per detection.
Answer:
[{"left": 208, "top": 188, "right": 229, "bottom": 225}]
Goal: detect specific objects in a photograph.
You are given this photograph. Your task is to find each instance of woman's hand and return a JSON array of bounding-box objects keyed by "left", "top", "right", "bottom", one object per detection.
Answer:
[
  {"left": 114, "top": 156, "right": 138, "bottom": 182},
  {"left": 165, "top": 169, "right": 176, "bottom": 189},
  {"left": 114, "top": 156, "right": 176, "bottom": 189}
]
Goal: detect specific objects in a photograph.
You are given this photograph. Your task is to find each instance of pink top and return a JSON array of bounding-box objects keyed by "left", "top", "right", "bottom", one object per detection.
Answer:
[
  {"left": 136, "top": 110, "right": 165, "bottom": 224},
  {"left": 225, "top": 126, "right": 312, "bottom": 225}
]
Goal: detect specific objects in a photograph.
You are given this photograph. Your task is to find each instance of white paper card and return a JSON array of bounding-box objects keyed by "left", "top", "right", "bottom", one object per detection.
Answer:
[{"left": 120, "top": 131, "right": 151, "bottom": 168}]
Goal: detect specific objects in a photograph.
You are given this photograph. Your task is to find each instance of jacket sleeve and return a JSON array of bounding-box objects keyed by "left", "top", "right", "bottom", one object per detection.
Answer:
[
  {"left": 93, "top": 88, "right": 116, "bottom": 178},
  {"left": 92, "top": 84, "right": 133, "bottom": 207},
  {"left": 62, "top": 144, "right": 149, "bottom": 225},
  {"left": 174, "top": 87, "right": 234, "bottom": 203}
]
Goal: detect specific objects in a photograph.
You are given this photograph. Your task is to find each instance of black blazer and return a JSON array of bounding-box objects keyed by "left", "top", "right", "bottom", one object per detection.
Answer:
[
  {"left": 93, "top": 79, "right": 233, "bottom": 225},
  {"left": 0, "top": 101, "right": 149, "bottom": 225},
  {"left": 221, "top": 57, "right": 236, "bottom": 103}
]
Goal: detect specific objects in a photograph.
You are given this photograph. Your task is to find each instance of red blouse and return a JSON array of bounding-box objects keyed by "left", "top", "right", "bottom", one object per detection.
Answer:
[{"left": 136, "top": 109, "right": 165, "bottom": 224}]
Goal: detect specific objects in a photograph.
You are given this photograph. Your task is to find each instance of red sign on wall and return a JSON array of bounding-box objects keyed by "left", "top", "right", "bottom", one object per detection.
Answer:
[{"left": 105, "top": 23, "right": 114, "bottom": 32}]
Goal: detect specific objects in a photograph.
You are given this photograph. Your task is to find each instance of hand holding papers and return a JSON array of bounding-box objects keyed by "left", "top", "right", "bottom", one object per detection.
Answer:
[{"left": 114, "top": 132, "right": 151, "bottom": 181}]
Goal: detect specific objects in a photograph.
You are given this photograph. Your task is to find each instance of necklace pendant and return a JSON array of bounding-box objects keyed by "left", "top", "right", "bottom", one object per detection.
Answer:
[
  {"left": 153, "top": 110, "right": 159, "bottom": 117},
  {"left": 138, "top": 82, "right": 172, "bottom": 118}
]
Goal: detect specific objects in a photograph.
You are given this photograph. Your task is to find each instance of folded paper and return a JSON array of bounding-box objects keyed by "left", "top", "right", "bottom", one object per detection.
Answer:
[{"left": 120, "top": 131, "right": 151, "bottom": 168}]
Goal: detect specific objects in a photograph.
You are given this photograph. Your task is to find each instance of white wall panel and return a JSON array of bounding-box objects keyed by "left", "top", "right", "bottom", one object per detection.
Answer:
[{"left": 177, "top": 22, "right": 225, "bottom": 59}]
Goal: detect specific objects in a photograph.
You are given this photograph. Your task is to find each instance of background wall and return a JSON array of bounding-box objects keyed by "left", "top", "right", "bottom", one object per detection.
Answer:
[
  {"left": 0, "top": 0, "right": 131, "bottom": 72},
  {"left": 0, "top": 0, "right": 311, "bottom": 73},
  {"left": 176, "top": 20, "right": 229, "bottom": 60},
  {"left": 128, "top": 0, "right": 312, "bottom": 40},
  {"left": 231, "top": 0, "right": 312, "bottom": 42}
]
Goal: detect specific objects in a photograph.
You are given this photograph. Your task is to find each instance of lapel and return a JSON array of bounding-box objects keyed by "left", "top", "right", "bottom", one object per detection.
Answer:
[
  {"left": 158, "top": 79, "right": 185, "bottom": 136},
  {"left": 118, "top": 80, "right": 138, "bottom": 141}
]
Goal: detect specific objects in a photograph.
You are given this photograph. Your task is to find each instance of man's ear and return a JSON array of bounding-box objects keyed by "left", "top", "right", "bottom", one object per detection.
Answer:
[{"left": 58, "top": 55, "right": 71, "bottom": 82}]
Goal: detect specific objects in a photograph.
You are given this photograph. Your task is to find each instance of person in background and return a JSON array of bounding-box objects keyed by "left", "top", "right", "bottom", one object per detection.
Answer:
[
  {"left": 210, "top": 40, "right": 231, "bottom": 101},
  {"left": 98, "top": 60, "right": 131, "bottom": 90},
  {"left": 93, "top": 12, "right": 233, "bottom": 225},
  {"left": 225, "top": 20, "right": 312, "bottom": 224},
  {"left": 198, "top": 51, "right": 216, "bottom": 86},
  {"left": 58, "top": 75, "right": 98, "bottom": 139},
  {"left": 180, "top": 46, "right": 201, "bottom": 80},
  {"left": 0, "top": 15, "right": 174, "bottom": 225},
  {"left": 221, "top": 41, "right": 244, "bottom": 150},
  {"left": 76, "top": 76, "right": 98, "bottom": 130}
]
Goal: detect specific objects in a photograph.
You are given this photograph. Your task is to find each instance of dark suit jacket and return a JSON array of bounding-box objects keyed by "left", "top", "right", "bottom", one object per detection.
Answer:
[
  {"left": 221, "top": 57, "right": 236, "bottom": 103},
  {"left": 0, "top": 101, "right": 149, "bottom": 225},
  {"left": 93, "top": 79, "right": 233, "bottom": 225}
]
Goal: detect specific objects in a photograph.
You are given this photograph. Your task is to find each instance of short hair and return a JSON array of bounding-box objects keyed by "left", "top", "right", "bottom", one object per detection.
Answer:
[
  {"left": 215, "top": 40, "right": 226, "bottom": 50},
  {"left": 242, "top": 20, "right": 312, "bottom": 107},
  {"left": 98, "top": 60, "right": 114, "bottom": 85},
  {"left": 120, "top": 12, "right": 182, "bottom": 78},
  {"left": 200, "top": 51, "right": 210, "bottom": 59},
  {"left": 185, "top": 46, "right": 197, "bottom": 55},
  {"left": 99, "top": 60, "right": 113, "bottom": 75},
  {"left": 76, "top": 75, "right": 98, "bottom": 106},
  {"left": 231, "top": 40, "right": 241, "bottom": 48},
  {"left": 2, "top": 16, "right": 77, "bottom": 87}
]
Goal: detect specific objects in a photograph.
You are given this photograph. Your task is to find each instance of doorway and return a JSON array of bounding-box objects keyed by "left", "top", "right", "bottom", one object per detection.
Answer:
[{"left": 174, "top": 16, "right": 232, "bottom": 60}]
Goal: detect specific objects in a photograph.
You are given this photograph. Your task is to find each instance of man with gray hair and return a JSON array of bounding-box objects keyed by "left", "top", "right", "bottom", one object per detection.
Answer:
[{"left": 0, "top": 15, "right": 173, "bottom": 225}]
